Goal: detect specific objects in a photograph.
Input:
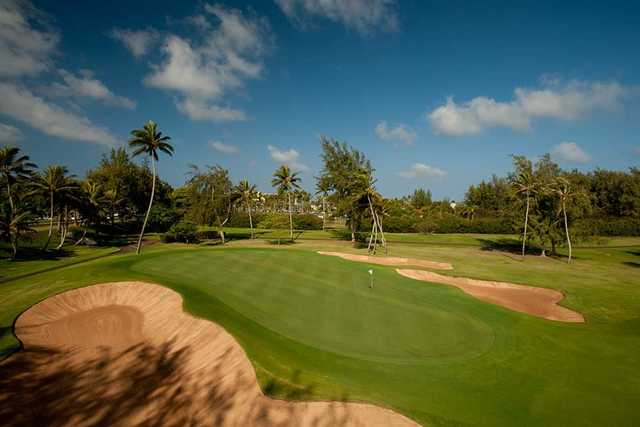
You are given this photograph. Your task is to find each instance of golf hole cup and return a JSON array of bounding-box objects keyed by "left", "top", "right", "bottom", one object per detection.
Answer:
[{"left": 368, "top": 269, "right": 374, "bottom": 288}]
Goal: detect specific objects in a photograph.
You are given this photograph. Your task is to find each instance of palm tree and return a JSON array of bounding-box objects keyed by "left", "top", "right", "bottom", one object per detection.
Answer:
[
  {"left": 512, "top": 170, "right": 538, "bottom": 258},
  {"left": 0, "top": 206, "right": 35, "bottom": 260},
  {"left": 553, "top": 177, "right": 573, "bottom": 263},
  {"left": 32, "top": 165, "right": 76, "bottom": 250},
  {"left": 0, "top": 146, "right": 36, "bottom": 214},
  {"left": 235, "top": 180, "right": 257, "bottom": 238},
  {"left": 129, "top": 120, "right": 174, "bottom": 254},
  {"left": 271, "top": 165, "right": 301, "bottom": 240}
]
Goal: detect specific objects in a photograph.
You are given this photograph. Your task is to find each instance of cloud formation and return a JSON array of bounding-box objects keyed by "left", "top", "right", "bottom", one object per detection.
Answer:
[
  {"left": 110, "top": 28, "right": 159, "bottom": 58},
  {"left": 551, "top": 141, "right": 591, "bottom": 163},
  {"left": 398, "top": 163, "right": 446, "bottom": 179},
  {"left": 44, "top": 69, "right": 136, "bottom": 109},
  {"left": 375, "top": 121, "right": 416, "bottom": 145},
  {"left": 143, "top": 4, "right": 271, "bottom": 122},
  {"left": 267, "top": 144, "right": 309, "bottom": 172},
  {"left": 428, "top": 79, "right": 628, "bottom": 136},
  {"left": 275, "top": 0, "right": 398, "bottom": 35},
  {"left": 0, "top": 123, "right": 23, "bottom": 143},
  {"left": 209, "top": 140, "right": 239, "bottom": 155},
  {"left": 0, "top": 82, "right": 118, "bottom": 145},
  {"left": 0, "top": 0, "right": 58, "bottom": 77}
]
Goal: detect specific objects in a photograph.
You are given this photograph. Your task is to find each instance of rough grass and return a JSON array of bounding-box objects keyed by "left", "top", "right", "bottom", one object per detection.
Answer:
[{"left": 1, "top": 239, "right": 639, "bottom": 426}]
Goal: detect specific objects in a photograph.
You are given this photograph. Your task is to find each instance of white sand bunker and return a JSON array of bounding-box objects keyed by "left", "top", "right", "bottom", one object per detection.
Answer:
[
  {"left": 319, "top": 251, "right": 453, "bottom": 270},
  {"left": 0, "top": 282, "right": 418, "bottom": 427},
  {"left": 397, "top": 270, "right": 584, "bottom": 323}
]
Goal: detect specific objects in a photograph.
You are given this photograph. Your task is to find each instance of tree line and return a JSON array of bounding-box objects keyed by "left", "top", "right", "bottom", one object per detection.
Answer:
[{"left": 2, "top": 121, "right": 639, "bottom": 261}]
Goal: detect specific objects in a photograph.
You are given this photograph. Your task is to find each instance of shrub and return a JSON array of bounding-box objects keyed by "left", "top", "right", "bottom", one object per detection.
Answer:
[
  {"left": 162, "top": 221, "right": 198, "bottom": 243},
  {"left": 227, "top": 212, "right": 265, "bottom": 228},
  {"left": 257, "top": 213, "right": 323, "bottom": 230},
  {"left": 572, "top": 217, "right": 640, "bottom": 237},
  {"left": 148, "top": 205, "right": 182, "bottom": 232}
]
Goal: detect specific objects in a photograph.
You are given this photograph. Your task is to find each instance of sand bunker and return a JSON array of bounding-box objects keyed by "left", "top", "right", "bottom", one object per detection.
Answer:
[
  {"left": 397, "top": 269, "right": 584, "bottom": 323},
  {"left": 0, "top": 282, "right": 418, "bottom": 427},
  {"left": 319, "top": 251, "right": 453, "bottom": 270}
]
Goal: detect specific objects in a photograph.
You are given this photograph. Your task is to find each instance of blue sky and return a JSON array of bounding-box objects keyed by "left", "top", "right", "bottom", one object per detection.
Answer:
[{"left": 1, "top": 0, "right": 639, "bottom": 200}]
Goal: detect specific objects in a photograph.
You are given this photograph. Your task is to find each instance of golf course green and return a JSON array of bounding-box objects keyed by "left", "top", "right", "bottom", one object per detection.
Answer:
[{"left": 1, "top": 243, "right": 639, "bottom": 426}]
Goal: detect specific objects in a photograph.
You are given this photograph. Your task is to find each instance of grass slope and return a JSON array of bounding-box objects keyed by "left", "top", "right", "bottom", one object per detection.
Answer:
[{"left": 1, "top": 243, "right": 639, "bottom": 426}]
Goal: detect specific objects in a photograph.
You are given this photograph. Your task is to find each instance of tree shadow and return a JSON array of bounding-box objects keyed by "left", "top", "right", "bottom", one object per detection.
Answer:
[
  {"left": 623, "top": 261, "right": 640, "bottom": 268},
  {"left": 0, "top": 340, "right": 359, "bottom": 426},
  {"left": 3, "top": 246, "right": 76, "bottom": 262}
]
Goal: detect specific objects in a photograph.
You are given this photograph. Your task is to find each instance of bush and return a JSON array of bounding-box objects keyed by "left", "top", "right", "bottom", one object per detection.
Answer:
[
  {"left": 572, "top": 217, "right": 640, "bottom": 237},
  {"left": 148, "top": 205, "right": 182, "bottom": 232},
  {"left": 161, "top": 221, "right": 198, "bottom": 243},
  {"left": 226, "top": 212, "right": 265, "bottom": 228},
  {"left": 292, "top": 214, "right": 323, "bottom": 230},
  {"left": 415, "top": 215, "right": 514, "bottom": 234},
  {"left": 257, "top": 213, "right": 323, "bottom": 230}
]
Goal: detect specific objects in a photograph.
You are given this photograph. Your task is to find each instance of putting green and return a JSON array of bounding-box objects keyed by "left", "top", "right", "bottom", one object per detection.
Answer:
[
  {"left": 132, "top": 250, "right": 494, "bottom": 362},
  {"left": 2, "top": 246, "right": 640, "bottom": 426}
]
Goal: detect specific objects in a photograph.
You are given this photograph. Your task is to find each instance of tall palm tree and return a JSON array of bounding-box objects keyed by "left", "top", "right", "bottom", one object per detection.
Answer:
[
  {"left": 271, "top": 165, "right": 301, "bottom": 240},
  {"left": 32, "top": 165, "right": 76, "bottom": 250},
  {"left": 129, "top": 120, "right": 173, "bottom": 254},
  {"left": 553, "top": 177, "right": 573, "bottom": 263},
  {"left": 512, "top": 170, "right": 538, "bottom": 257},
  {"left": 235, "top": 180, "right": 257, "bottom": 238},
  {"left": 0, "top": 146, "right": 37, "bottom": 214}
]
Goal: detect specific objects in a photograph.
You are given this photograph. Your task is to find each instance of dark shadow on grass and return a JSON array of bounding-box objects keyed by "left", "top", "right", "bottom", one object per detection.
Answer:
[{"left": 623, "top": 261, "right": 640, "bottom": 268}]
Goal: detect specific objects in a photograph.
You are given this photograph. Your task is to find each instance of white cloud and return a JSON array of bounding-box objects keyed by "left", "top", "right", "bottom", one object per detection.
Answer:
[
  {"left": 209, "top": 140, "right": 239, "bottom": 155},
  {"left": 0, "top": 82, "right": 118, "bottom": 145},
  {"left": 44, "top": 69, "right": 136, "bottom": 109},
  {"left": 0, "top": 0, "right": 59, "bottom": 77},
  {"left": 398, "top": 163, "right": 446, "bottom": 179},
  {"left": 177, "top": 98, "right": 246, "bottom": 122},
  {"left": 275, "top": 0, "right": 398, "bottom": 35},
  {"left": 110, "top": 28, "right": 158, "bottom": 58},
  {"left": 375, "top": 121, "right": 417, "bottom": 145},
  {"left": 551, "top": 141, "right": 591, "bottom": 163},
  {"left": 267, "top": 144, "right": 309, "bottom": 172},
  {"left": 428, "top": 79, "right": 629, "bottom": 136},
  {"left": 0, "top": 123, "right": 23, "bottom": 143},
  {"left": 144, "top": 5, "right": 271, "bottom": 122}
]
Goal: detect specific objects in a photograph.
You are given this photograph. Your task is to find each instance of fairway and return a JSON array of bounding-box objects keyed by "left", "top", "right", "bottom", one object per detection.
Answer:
[{"left": 2, "top": 245, "right": 639, "bottom": 426}]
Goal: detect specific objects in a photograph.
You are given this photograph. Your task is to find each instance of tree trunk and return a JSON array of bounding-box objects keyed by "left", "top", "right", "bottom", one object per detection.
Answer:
[
  {"left": 219, "top": 227, "right": 225, "bottom": 245},
  {"left": 322, "top": 196, "right": 326, "bottom": 232},
  {"left": 563, "top": 199, "right": 572, "bottom": 263},
  {"left": 6, "top": 181, "right": 13, "bottom": 214},
  {"left": 136, "top": 156, "right": 156, "bottom": 254},
  {"left": 248, "top": 202, "right": 254, "bottom": 239},
  {"left": 10, "top": 232, "right": 17, "bottom": 260},
  {"left": 288, "top": 192, "right": 293, "bottom": 240},
  {"left": 43, "top": 190, "right": 54, "bottom": 250},
  {"left": 522, "top": 192, "right": 530, "bottom": 258},
  {"left": 57, "top": 205, "right": 68, "bottom": 250}
]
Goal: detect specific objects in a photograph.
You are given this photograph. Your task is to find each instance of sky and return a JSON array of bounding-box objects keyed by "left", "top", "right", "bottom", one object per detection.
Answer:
[{"left": 1, "top": 0, "right": 640, "bottom": 200}]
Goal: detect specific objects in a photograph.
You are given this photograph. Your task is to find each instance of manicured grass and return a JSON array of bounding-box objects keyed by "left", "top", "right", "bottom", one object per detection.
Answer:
[{"left": 1, "top": 241, "right": 639, "bottom": 426}]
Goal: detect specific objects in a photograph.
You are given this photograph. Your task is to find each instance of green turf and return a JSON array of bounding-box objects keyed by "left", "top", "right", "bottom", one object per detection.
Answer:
[{"left": 1, "top": 242, "right": 639, "bottom": 426}]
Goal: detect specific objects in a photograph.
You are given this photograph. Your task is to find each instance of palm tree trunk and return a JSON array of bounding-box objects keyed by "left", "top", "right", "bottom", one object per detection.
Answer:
[
  {"left": 43, "top": 190, "right": 54, "bottom": 250},
  {"left": 288, "top": 192, "right": 293, "bottom": 240},
  {"left": 563, "top": 199, "right": 572, "bottom": 263},
  {"left": 136, "top": 156, "right": 156, "bottom": 254},
  {"left": 322, "top": 196, "right": 326, "bottom": 231},
  {"left": 57, "top": 205, "right": 68, "bottom": 250},
  {"left": 522, "top": 192, "right": 530, "bottom": 258},
  {"left": 248, "top": 202, "right": 254, "bottom": 239},
  {"left": 6, "top": 181, "right": 13, "bottom": 214}
]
